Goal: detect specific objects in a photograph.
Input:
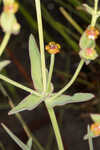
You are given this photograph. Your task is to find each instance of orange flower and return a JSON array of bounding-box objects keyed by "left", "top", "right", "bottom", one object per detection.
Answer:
[
  {"left": 86, "top": 26, "right": 99, "bottom": 40},
  {"left": 4, "top": 2, "right": 19, "bottom": 14},
  {"left": 45, "top": 42, "right": 61, "bottom": 54},
  {"left": 90, "top": 123, "right": 100, "bottom": 136}
]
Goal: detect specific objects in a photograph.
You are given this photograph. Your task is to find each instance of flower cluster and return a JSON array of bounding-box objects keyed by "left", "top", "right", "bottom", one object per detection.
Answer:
[
  {"left": 45, "top": 42, "right": 61, "bottom": 54},
  {"left": 0, "top": 0, "right": 20, "bottom": 34},
  {"left": 79, "top": 26, "right": 99, "bottom": 64}
]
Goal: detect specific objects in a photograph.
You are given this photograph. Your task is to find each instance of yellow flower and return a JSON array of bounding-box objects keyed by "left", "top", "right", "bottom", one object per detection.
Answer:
[
  {"left": 91, "top": 123, "right": 100, "bottom": 136},
  {"left": 85, "top": 26, "right": 99, "bottom": 40},
  {"left": 45, "top": 42, "right": 61, "bottom": 54},
  {"left": 3, "top": 2, "right": 19, "bottom": 14}
]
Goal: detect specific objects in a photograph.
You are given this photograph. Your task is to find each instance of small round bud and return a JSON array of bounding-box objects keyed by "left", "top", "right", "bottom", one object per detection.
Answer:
[
  {"left": 85, "top": 26, "right": 99, "bottom": 40},
  {"left": 45, "top": 42, "right": 61, "bottom": 54}
]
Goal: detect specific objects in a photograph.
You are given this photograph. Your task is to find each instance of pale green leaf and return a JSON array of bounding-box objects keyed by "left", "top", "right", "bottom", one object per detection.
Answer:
[
  {"left": 82, "top": 4, "right": 94, "bottom": 15},
  {"left": 71, "top": 93, "right": 94, "bottom": 101},
  {"left": 79, "top": 32, "right": 95, "bottom": 50},
  {"left": 27, "top": 138, "right": 32, "bottom": 150},
  {"left": 8, "top": 94, "right": 43, "bottom": 115},
  {"left": 1, "top": 123, "right": 29, "bottom": 150},
  {"left": 29, "top": 34, "right": 43, "bottom": 92},
  {"left": 0, "top": 60, "right": 10, "bottom": 71},
  {"left": 47, "top": 95, "right": 71, "bottom": 107},
  {"left": 90, "top": 114, "right": 100, "bottom": 123},
  {"left": 48, "top": 93, "right": 94, "bottom": 108}
]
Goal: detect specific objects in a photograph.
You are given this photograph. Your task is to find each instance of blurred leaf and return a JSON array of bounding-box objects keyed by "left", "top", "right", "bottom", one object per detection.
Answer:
[
  {"left": 71, "top": 93, "right": 94, "bottom": 101},
  {"left": 91, "top": 114, "right": 100, "bottom": 123},
  {"left": 1, "top": 123, "right": 29, "bottom": 150},
  {"left": 48, "top": 95, "right": 71, "bottom": 107},
  {"left": 79, "top": 32, "right": 95, "bottom": 49},
  {"left": 48, "top": 93, "right": 94, "bottom": 107},
  {"left": 27, "top": 138, "right": 32, "bottom": 150},
  {"left": 0, "top": 60, "right": 10, "bottom": 71},
  {"left": 8, "top": 94, "right": 43, "bottom": 115},
  {"left": 82, "top": 4, "right": 93, "bottom": 15},
  {"left": 29, "top": 34, "right": 43, "bottom": 92}
]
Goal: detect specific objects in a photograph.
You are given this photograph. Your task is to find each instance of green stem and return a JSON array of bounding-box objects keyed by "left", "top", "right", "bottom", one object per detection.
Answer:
[
  {"left": 0, "top": 33, "right": 11, "bottom": 56},
  {"left": 59, "top": 7, "right": 83, "bottom": 34},
  {"left": 0, "top": 74, "right": 40, "bottom": 96},
  {"left": 49, "top": 59, "right": 84, "bottom": 101},
  {"left": 91, "top": 0, "right": 99, "bottom": 26},
  {"left": 45, "top": 104, "right": 64, "bottom": 150},
  {"left": 35, "top": 0, "right": 46, "bottom": 92},
  {"left": 47, "top": 54, "right": 55, "bottom": 91}
]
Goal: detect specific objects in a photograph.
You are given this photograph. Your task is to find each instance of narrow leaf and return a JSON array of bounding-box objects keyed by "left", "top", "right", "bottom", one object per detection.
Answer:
[
  {"left": 0, "top": 60, "right": 10, "bottom": 71},
  {"left": 8, "top": 94, "right": 43, "bottom": 115},
  {"left": 48, "top": 93, "right": 94, "bottom": 108},
  {"left": 29, "top": 34, "right": 43, "bottom": 92},
  {"left": 1, "top": 123, "right": 28, "bottom": 150},
  {"left": 47, "top": 95, "right": 71, "bottom": 107},
  {"left": 90, "top": 114, "right": 100, "bottom": 123},
  {"left": 82, "top": 4, "right": 94, "bottom": 15},
  {"left": 71, "top": 93, "right": 94, "bottom": 101},
  {"left": 27, "top": 138, "right": 32, "bottom": 150}
]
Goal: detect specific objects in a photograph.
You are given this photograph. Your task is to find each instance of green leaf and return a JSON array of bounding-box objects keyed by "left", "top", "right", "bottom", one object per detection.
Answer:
[
  {"left": 82, "top": 4, "right": 94, "bottom": 15},
  {"left": 79, "top": 32, "right": 95, "bottom": 49},
  {"left": 0, "top": 60, "right": 10, "bottom": 71},
  {"left": 1, "top": 123, "right": 29, "bottom": 150},
  {"left": 8, "top": 94, "right": 43, "bottom": 115},
  {"left": 71, "top": 93, "right": 94, "bottom": 101},
  {"left": 27, "top": 138, "right": 32, "bottom": 150},
  {"left": 47, "top": 95, "right": 71, "bottom": 107},
  {"left": 90, "top": 114, "right": 100, "bottom": 123},
  {"left": 29, "top": 34, "right": 43, "bottom": 92},
  {"left": 47, "top": 93, "right": 94, "bottom": 108}
]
